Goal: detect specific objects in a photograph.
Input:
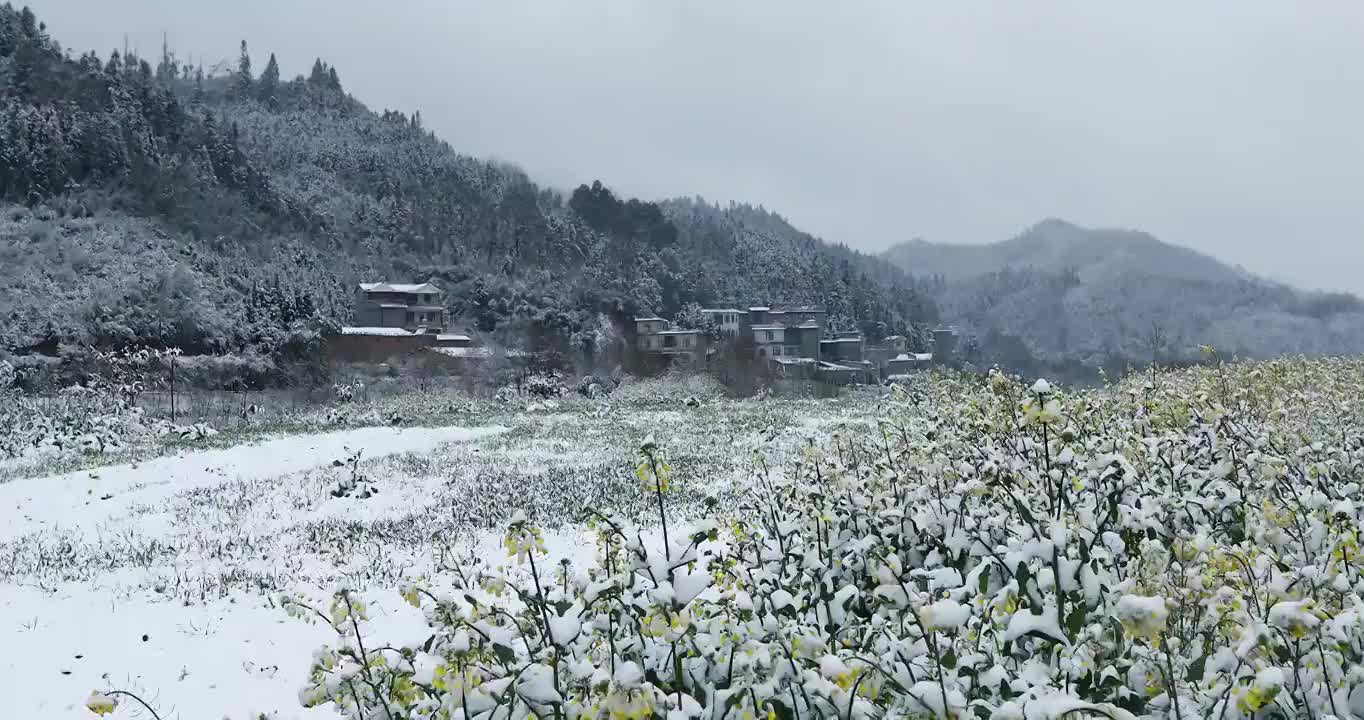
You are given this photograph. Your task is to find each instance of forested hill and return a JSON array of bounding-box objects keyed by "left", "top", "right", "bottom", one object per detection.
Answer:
[
  {"left": 0, "top": 4, "right": 937, "bottom": 368},
  {"left": 883, "top": 218, "right": 1364, "bottom": 376}
]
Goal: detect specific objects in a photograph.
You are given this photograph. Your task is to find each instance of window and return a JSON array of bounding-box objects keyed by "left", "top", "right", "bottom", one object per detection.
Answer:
[
  {"left": 772, "top": 346, "right": 781, "bottom": 357},
  {"left": 664, "top": 335, "right": 677, "bottom": 348}
]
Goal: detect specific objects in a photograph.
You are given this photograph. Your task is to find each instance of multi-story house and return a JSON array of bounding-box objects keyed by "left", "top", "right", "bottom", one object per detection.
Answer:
[
  {"left": 820, "top": 332, "right": 866, "bottom": 364},
  {"left": 354, "top": 282, "right": 447, "bottom": 331},
  {"left": 700, "top": 308, "right": 744, "bottom": 335},
  {"left": 751, "top": 323, "right": 786, "bottom": 360},
  {"left": 635, "top": 317, "right": 706, "bottom": 363},
  {"left": 739, "top": 305, "right": 830, "bottom": 362},
  {"left": 932, "top": 328, "right": 958, "bottom": 364}
]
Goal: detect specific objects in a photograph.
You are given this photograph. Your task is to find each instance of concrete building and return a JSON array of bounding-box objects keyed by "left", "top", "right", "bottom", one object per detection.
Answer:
[
  {"left": 751, "top": 324, "right": 786, "bottom": 360},
  {"left": 354, "top": 282, "right": 447, "bottom": 331},
  {"left": 932, "top": 328, "right": 958, "bottom": 365},
  {"left": 635, "top": 317, "right": 707, "bottom": 364},
  {"left": 700, "top": 309, "right": 745, "bottom": 335},
  {"left": 885, "top": 353, "right": 935, "bottom": 376},
  {"left": 820, "top": 333, "right": 866, "bottom": 365}
]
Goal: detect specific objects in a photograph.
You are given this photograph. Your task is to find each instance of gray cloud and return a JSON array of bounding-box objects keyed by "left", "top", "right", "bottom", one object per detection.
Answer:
[{"left": 30, "top": 0, "right": 1364, "bottom": 293}]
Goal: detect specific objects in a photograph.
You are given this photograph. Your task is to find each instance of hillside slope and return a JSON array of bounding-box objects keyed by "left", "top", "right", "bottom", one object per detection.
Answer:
[
  {"left": 0, "top": 4, "right": 935, "bottom": 374},
  {"left": 884, "top": 219, "right": 1364, "bottom": 372}
]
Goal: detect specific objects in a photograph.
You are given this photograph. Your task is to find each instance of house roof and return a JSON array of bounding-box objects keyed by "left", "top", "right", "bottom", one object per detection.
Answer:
[
  {"left": 657, "top": 329, "right": 701, "bottom": 335},
  {"left": 748, "top": 306, "right": 770, "bottom": 312},
  {"left": 359, "top": 282, "right": 442, "bottom": 295},
  {"left": 341, "top": 326, "right": 414, "bottom": 337},
  {"left": 634, "top": 316, "right": 665, "bottom": 323},
  {"left": 819, "top": 361, "right": 856, "bottom": 371},
  {"left": 702, "top": 308, "right": 742, "bottom": 314},
  {"left": 751, "top": 324, "right": 785, "bottom": 330},
  {"left": 436, "top": 334, "right": 471, "bottom": 342},
  {"left": 821, "top": 338, "right": 863, "bottom": 344}
]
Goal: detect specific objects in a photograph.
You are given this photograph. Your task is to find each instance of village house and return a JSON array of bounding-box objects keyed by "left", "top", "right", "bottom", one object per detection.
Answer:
[
  {"left": 750, "top": 323, "right": 786, "bottom": 360},
  {"left": 699, "top": 309, "right": 744, "bottom": 335},
  {"left": 329, "top": 281, "right": 467, "bottom": 363},
  {"left": 884, "top": 352, "right": 935, "bottom": 376},
  {"left": 354, "top": 282, "right": 448, "bottom": 332},
  {"left": 932, "top": 328, "right": 958, "bottom": 363},
  {"left": 819, "top": 332, "right": 865, "bottom": 364},
  {"left": 874, "top": 327, "right": 959, "bottom": 380},
  {"left": 635, "top": 317, "right": 707, "bottom": 364}
]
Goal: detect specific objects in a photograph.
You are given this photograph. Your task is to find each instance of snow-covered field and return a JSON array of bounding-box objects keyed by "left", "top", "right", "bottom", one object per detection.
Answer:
[
  {"left": 0, "top": 396, "right": 873, "bottom": 718},
  {"left": 1, "top": 425, "right": 501, "bottom": 717},
  {"left": 10, "top": 360, "right": 1364, "bottom": 718}
]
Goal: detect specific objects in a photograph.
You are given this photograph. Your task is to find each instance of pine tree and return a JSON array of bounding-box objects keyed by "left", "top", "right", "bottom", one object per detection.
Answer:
[
  {"left": 156, "top": 33, "right": 178, "bottom": 82},
  {"left": 258, "top": 52, "right": 280, "bottom": 108},
  {"left": 308, "top": 58, "right": 326, "bottom": 86},
  {"left": 18, "top": 6, "right": 37, "bottom": 38},
  {"left": 327, "top": 66, "right": 341, "bottom": 91},
  {"left": 233, "top": 40, "right": 252, "bottom": 98},
  {"left": 10, "top": 34, "right": 40, "bottom": 97},
  {"left": 191, "top": 64, "right": 205, "bottom": 106}
]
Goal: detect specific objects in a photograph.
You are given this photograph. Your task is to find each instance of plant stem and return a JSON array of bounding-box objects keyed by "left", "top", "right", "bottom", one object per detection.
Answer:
[{"left": 648, "top": 450, "right": 672, "bottom": 565}]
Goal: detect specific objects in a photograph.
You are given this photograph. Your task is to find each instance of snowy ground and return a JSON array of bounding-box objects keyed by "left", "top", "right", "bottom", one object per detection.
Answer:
[{"left": 0, "top": 397, "right": 877, "bottom": 718}]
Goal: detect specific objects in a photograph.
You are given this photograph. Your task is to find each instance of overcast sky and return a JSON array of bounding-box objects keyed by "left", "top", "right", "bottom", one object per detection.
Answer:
[{"left": 30, "top": 0, "right": 1364, "bottom": 294}]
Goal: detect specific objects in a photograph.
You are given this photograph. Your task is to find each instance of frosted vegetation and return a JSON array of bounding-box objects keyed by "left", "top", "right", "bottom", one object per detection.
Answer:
[
  {"left": 0, "top": 353, "right": 220, "bottom": 475},
  {"left": 72, "top": 355, "right": 1364, "bottom": 718}
]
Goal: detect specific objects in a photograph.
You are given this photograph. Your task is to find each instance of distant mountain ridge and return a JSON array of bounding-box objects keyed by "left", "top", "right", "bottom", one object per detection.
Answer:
[
  {"left": 886, "top": 218, "right": 1254, "bottom": 285},
  {"left": 883, "top": 219, "right": 1364, "bottom": 375}
]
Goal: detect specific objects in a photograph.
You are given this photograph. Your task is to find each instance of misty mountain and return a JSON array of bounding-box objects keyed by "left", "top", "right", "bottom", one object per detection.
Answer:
[
  {"left": 0, "top": 4, "right": 935, "bottom": 374},
  {"left": 884, "top": 218, "right": 1364, "bottom": 373},
  {"left": 886, "top": 218, "right": 1251, "bottom": 284}
]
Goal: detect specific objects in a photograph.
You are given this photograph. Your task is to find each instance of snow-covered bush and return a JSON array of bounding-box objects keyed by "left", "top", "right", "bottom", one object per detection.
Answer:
[
  {"left": 0, "top": 359, "right": 15, "bottom": 390},
  {"left": 329, "top": 449, "right": 379, "bottom": 499},
  {"left": 0, "top": 348, "right": 209, "bottom": 461},
  {"left": 333, "top": 381, "right": 364, "bottom": 403},
  {"left": 492, "top": 372, "right": 574, "bottom": 411},
  {"left": 525, "top": 371, "right": 566, "bottom": 400},
  {"left": 577, "top": 374, "right": 613, "bottom": 399},
  {"left": 285, "top": 356, "right": 1364, "bottom": 719}
]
